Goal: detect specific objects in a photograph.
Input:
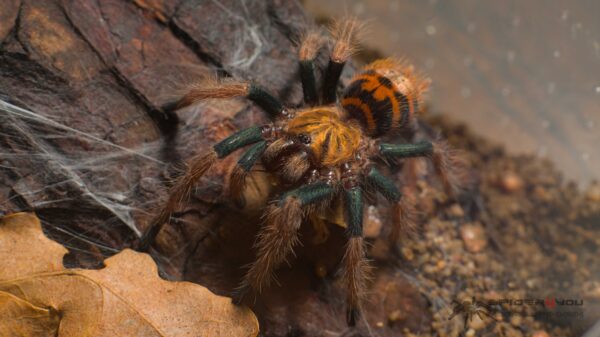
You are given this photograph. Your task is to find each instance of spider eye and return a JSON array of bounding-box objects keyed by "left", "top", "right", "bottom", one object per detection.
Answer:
[{"left": 298, "top": 133, "right": 311, "bottom": 144}]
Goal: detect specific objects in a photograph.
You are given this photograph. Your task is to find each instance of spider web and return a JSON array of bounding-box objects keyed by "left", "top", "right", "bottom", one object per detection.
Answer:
[{"left": 0, "top": 98, "right": 164, "bottom": 261}]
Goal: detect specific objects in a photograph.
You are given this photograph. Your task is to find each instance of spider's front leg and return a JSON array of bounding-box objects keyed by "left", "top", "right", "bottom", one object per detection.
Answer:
[
  {"left": 234, "top": 181, "right": 336, "bottom": 303},
  {"left": 139, "top": 125, "right": 273, "bottom": 251}
]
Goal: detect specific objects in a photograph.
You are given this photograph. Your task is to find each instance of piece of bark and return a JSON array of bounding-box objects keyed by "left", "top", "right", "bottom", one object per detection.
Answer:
[{"left": 0, "top": 1, "right": 432, "bottom": 335}]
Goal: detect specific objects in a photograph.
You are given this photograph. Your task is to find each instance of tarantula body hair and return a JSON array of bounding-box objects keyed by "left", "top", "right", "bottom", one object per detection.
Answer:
[
  {"left": 342, "top": 236, "right": 370, "bottom": 326},
  {"left": 342, "top": 58, "right": 430, "bottom": 137},
  {"left": 299, "top": 31, "right": 326, "bottom": 106},
  {"left": 322, "top": 19, "right": 363, "bottom": 104},
  {"left": 163, "top": 79, "right": 284, "bottom": 118},
  {"left": 142, "top": 18, "right": 461, "bottom": 327},
  {"left": 287, "top": 107, "right": 363, "bottom": 166}
]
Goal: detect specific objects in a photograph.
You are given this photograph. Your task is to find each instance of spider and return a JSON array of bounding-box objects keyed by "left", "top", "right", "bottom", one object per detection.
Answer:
[
  {"left": 448, "top": 297, "right": 499, "bottom": 330},
  {"left": 139, "top": 19, "right": 458, "bottom": 326}
]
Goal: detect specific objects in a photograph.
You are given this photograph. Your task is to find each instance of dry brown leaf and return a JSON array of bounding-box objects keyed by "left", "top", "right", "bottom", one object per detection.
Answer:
[
  {"left": 0, "top": 213, "right": 259, "bottom": 337},
  {"left": 0, "top": 291, "right": 60, "bottom": 337},
  {"left": 0, "top": 212, "right": 67, "bottom": 279}
]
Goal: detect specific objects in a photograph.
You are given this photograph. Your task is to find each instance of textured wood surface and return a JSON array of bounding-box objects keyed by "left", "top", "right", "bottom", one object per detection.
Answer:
[
  {"left": 0, "top": 0, "right": 308, "bottom": 259},
  {"left": 0, "top": 1, "right": 433, "bottom": 334},
  {"left": 305, "top": 0, "right": 600, "bottom": 186}
]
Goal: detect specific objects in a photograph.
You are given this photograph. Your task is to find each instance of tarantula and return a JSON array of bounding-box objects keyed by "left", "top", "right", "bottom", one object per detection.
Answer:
[{"left": 140, "top": 20, "right": 457, "bottom": 326}]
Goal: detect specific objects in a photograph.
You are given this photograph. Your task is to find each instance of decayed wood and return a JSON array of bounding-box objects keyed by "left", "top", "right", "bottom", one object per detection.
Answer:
[
  {"left": 0, "top": 1, "right": 433, "bottom": 335},
  {"left": 0, "top": 0, "right": 307, "bottom": 253}
]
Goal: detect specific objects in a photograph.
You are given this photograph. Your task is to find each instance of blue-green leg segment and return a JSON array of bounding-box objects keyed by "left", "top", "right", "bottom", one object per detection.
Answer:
[
  {"left": 234, "top": 181, "right": 336, "bottom": 305},
  {"left": 140, "top": 126, "right": 266, "bottom": 251},
  {"left": 213, "top": 126, "right": 264, "bottom": 158},
  {"left": 366, "top": 167, "right": 401, "bottom": 202},
  {"left": 300, "top": 60, "right": 318, "bottom": 105},
  {"left": 237, "top": 141, "right": 267, "bottom": 171},
  {"left": 379, "top": 141, "right": 433, "bottom": 160},
  {"left": 280, "top": 181, "right": 336, "bottom": 207},
  {"left": 342, "top": 186, "right": 368, "bottom": 327},
  {"left": 247, "top": 84, "right": 285, "bottom": 118},
  {"left": 230, "top": 141, "right": 268, "bottom": 208},
  {"left": 322, "top": 60, "right": 345, "bottom": 104},
  {"left": 344, "top": 186, "right": 363, "bottom": 237}
]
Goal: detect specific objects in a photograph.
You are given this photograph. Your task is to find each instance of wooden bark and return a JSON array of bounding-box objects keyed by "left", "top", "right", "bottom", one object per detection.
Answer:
[
  {"left": 0, "top": 0, "right": 307, "bottom": 254},
  {"left": 0, "top": 0, "right": 431, "bottom": 334}
]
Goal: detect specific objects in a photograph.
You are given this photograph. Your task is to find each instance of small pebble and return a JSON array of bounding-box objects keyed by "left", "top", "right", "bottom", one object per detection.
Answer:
[
  {"left": 364, "top": 205, "right": 383, "bottom": 238},
  {"left": 388, "top": 309, "right": 404, "bottom": 322},
  {"left": 469, "top": 314, "right": 486, "bottom": 330},
  {"left": 376, "top": 321, "right": 384, "bottom": 328},
  {"left": 582, "top": 281, "right": 600, "bottom": 299},
  {"left": 533, "top": 186, "right": 551, "bottom": 201},
  {"left": 401, "top": 246, "right": 414, "bottom": 261},
  {"left": 531, "top": 331, "right": 550, "bottom": 337},
  {"left": 510, "top": 314, "right": 523, "bottom": 327},
  {"left": 484, "top": 290, "right": 502, "bottom": 300},
  {"left": 465, "top": 328, "right": 476, "bottom": 337},
  {"left": 423, "top": 264, "right": 437, "bottom": 274},
  {"left": 585, "top": 183, "right": 600, "bottom": 202},
  {"left": 500, "top": 172, "right": 524, "bottom": 192},
  {"left": 447, "top": 203, "right": 465, "bottom": 217},
  {"left": 460, "top": 223, "right": 488, "bottom": 253}
]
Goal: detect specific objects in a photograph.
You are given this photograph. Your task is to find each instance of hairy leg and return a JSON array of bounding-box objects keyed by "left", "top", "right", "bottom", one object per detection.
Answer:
[
  {"left": 322, "top": 19, "right": 363, "bottom": 104},
  {"left": 341, "top": 185, "right": 370, "bottom": 326},
  {"left": 163, "top": 77, "right": 286, "bottom": 119},
  {"left": 378, "top": 140, "right": 462, "bottom": 197},
  {"left": 365, "top": 167, "right": 416, "bottom": 246},
  {"left": 234, "top": 181, "right": 335, "bottom": 302},
  {"left": 229, "top": 140, "right": 268, "bottom": 208},
  {"left": 139, "top": 151, "right": 217, "bottom": 251},
  {"left": 139, "top": 126, "right": 266, "bottom": 250},
  {"left": 298, "top": 31, "right": 325, "bottom": 105}
]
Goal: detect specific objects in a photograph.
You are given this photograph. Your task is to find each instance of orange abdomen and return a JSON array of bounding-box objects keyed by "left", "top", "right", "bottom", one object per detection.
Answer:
[{"left": 342, "top": 70, "right": 418, "bottom": 137}]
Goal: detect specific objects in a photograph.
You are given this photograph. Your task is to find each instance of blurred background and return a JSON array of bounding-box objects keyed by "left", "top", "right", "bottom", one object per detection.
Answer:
[{"left": 304, "top": 0, "right": 599, "bottom": 187}]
